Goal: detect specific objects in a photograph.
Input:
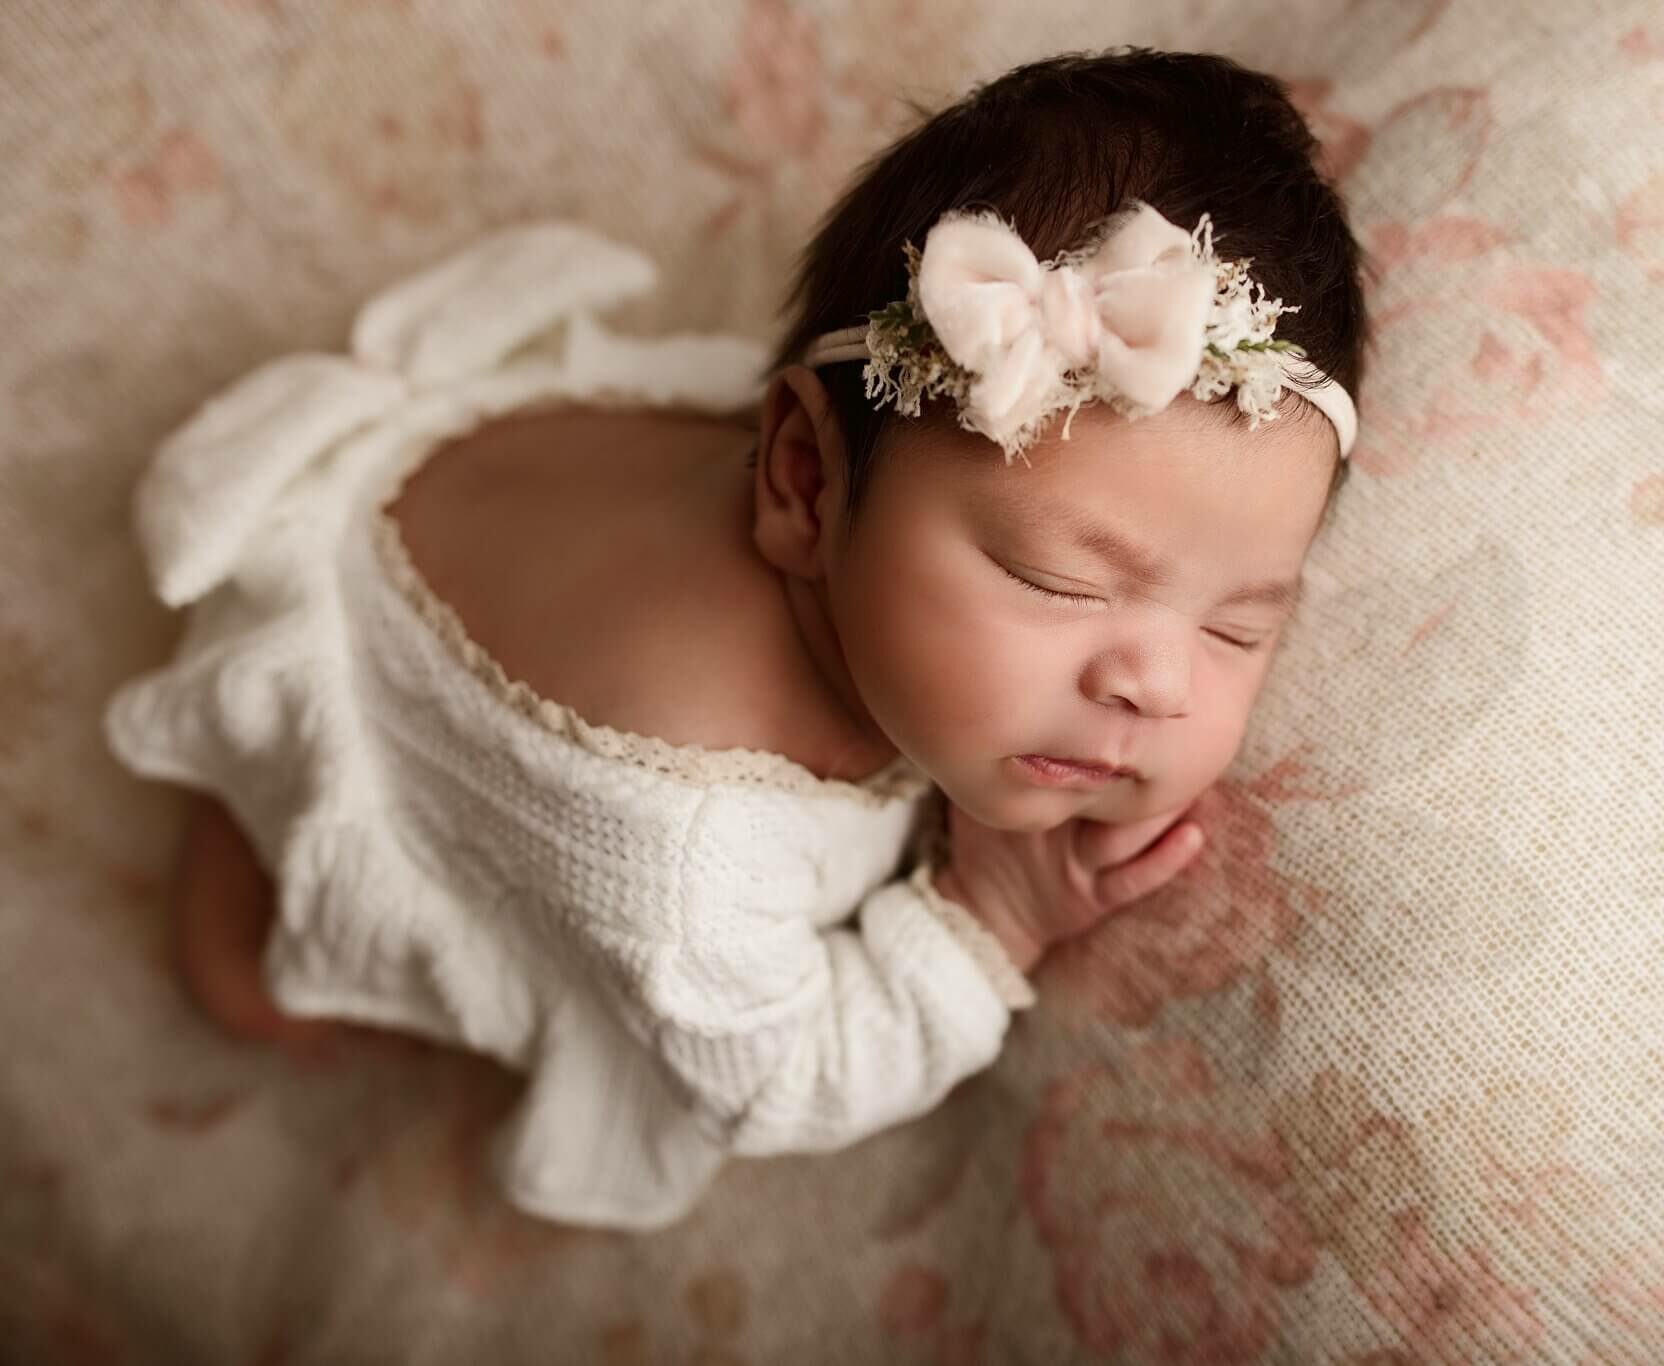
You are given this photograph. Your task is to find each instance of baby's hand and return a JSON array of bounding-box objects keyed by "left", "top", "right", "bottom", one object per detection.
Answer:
[{"left": 932, "top": 801, "right": 1206, "bottom": 974}]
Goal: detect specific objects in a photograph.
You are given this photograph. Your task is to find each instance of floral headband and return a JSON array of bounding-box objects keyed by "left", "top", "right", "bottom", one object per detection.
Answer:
[{"left": 799, "top": 201, "right": 1357, "bottom": 464}]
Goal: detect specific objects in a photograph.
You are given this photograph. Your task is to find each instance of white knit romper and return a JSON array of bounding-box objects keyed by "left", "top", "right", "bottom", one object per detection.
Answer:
[{"left": 104, "top": 220, "right": 1036, "bottom": 1232}]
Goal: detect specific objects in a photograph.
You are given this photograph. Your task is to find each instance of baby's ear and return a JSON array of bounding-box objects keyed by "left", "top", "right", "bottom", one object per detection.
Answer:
[{"left": 752, "top": 366, "right": 845, "bottom": 577}]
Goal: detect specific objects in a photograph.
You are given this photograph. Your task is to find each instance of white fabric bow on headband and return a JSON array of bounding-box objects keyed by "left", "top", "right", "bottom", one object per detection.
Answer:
[{"left": 800, "top": 201, "right": 1357, "bottom": 463}]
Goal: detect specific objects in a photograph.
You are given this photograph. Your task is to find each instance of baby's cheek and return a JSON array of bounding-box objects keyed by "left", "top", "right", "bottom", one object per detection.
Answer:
[
  {"left": 869, "top": 591, "right": 1023, "bottom": 728},
  {"left": 1174, "top": 707, "right": 1252, "bottom": 790},
  {"left": 882, "top": 646, "right": 1012, "bottom": 755}
]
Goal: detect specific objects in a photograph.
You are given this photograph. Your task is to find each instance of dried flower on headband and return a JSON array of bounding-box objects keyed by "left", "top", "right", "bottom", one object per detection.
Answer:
[{"left": 802, "top": 200, "right": 1357, "bottom": 464}]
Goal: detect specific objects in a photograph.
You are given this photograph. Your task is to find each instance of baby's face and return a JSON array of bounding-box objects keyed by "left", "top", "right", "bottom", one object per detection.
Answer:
[{"left": 825, "top": 395, "right": 1336, "bottom": 832}]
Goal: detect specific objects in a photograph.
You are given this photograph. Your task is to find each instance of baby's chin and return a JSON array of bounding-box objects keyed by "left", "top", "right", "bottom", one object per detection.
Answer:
[{"left": 931, "top": 764, "right": 1155, "bottom": 834}]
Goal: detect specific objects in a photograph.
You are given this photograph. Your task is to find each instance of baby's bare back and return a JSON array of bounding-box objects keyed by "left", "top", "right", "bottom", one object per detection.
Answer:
[{"left": 385, "top": 403, "right": 889, "bottom": 781}]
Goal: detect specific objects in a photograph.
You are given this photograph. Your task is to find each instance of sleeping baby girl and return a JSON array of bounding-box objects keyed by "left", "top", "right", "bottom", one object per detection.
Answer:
[{"left": 105, "top": 46, "right": 1367, "bottom": 1230}]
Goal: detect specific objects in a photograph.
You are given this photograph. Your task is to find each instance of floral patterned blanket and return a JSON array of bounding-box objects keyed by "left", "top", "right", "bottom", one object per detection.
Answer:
[{"left": 2, "top": 1, "right": 1660, "bottom": 1360}]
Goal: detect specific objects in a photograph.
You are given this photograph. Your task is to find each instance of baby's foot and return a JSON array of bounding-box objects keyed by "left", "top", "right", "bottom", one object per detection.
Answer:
[{"left": 173, "top": 795, "right": 351, "bottom": 1056}]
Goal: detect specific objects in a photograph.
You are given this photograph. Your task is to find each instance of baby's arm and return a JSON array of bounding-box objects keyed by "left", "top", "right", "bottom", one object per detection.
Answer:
[
  {"left": 563, "top": 792, "right": 1203, "bottom": 1160},
  {"left": 569, "top": 844, "right": 1037, "bottom": 1160}
]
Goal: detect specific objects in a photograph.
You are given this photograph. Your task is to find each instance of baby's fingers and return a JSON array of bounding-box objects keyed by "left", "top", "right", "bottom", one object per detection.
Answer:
[
  {"left": 1073, "top": 808, "right": 1188, "bottom": 869},
  {"left": 1093, "top": 820, "right": 1205, "bottom": 910}
]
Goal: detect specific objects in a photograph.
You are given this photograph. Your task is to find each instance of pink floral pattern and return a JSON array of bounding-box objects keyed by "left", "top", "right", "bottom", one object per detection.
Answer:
[
  {"left": 690, "top": 0, "right": 980, "bottom": 245},
  {"left": 3, "top": 0, "right": 1660, "bottom": 1361},
  {"left": 1021, "top": 1051, "right": 1316, "bottom": 1360},
  {"left": 1617, "top": 174, "right": 1664, "bottom": 282},
  {"left": 271, "top": 11, "right": 486, "bottom": 228}
]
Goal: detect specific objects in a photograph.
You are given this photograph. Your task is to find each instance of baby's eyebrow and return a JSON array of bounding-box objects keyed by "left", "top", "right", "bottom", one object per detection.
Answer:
[
  {"left": 1215, "top": 577, "right": 1305, "bottom": 615},
  {"left": 1005, "top": 498, "right": 1305, "bottom": 616}
]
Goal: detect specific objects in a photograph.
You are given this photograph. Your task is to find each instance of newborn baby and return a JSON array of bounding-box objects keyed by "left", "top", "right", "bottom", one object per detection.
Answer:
[{"left": 106, "top": 47, "right": 1366, "bottom": 1230}]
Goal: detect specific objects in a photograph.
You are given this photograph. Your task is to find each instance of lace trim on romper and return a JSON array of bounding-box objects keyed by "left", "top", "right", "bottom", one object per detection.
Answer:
[
  {"left": 366, "top": 461, "right": 1035, "bottom": 1011},
  {"left": 366, "top": 504, "right": 929, "bottom": 807}
]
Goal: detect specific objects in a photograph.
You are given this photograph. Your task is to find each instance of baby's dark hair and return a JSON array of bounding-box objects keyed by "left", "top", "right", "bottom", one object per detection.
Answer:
[{"left": 764, "top": 47, "right": 1373, "bottom": 530}]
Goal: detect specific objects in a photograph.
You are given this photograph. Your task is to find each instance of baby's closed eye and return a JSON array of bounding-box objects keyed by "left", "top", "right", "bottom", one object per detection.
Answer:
[{"left": 993, "top": 560, "right": 1273, "bottom": 651}]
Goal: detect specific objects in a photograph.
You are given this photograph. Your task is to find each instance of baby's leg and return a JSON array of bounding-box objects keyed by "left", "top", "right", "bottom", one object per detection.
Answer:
[{"left": 173, "top": 794, "right": 349, "bottom": 1051}]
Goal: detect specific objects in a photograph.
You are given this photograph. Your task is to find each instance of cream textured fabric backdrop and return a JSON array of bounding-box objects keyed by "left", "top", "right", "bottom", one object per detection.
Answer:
[{"left": 2, "top": 1, "right": 1661, "bottom": 1362}]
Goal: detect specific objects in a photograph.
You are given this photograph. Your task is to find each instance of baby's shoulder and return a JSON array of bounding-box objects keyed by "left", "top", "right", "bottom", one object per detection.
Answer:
[{"left": 385, "top": 404, "right": 892, "bottom": 784}]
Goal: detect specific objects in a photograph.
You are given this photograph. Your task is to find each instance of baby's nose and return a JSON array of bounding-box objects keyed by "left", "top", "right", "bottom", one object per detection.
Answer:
[{"left": 1078, "top": 636, "right": 1190, "bottom": 718}]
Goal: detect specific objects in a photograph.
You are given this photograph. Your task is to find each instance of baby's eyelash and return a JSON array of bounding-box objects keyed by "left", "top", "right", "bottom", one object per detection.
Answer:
[
  {"left": 1000, "top": 563, "right": 1268, "bottom": 652},
  {"left": 999, "top": 563, "right": 1099, "bottom": 604}
]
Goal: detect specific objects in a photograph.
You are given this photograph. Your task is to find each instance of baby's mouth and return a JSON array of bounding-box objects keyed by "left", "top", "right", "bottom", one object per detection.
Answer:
[{"left": 1012, "top": 754, "right": 1141, "bottom": 788}]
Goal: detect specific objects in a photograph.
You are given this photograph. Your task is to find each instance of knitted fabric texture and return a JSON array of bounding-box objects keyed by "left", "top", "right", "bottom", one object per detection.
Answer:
[{"left": 102, "top": 220, "right": 1037, "bottom": 1232}]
